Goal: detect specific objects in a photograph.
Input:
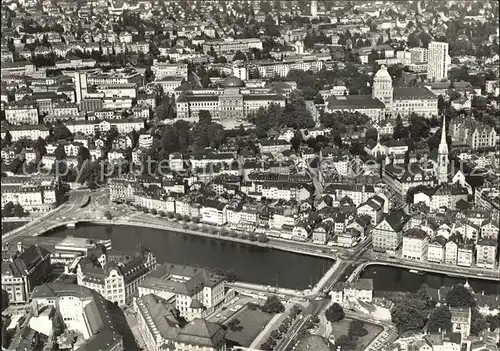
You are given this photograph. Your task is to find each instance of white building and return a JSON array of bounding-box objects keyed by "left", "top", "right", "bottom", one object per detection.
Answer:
[
  {"left": 5, "top": 102, "right": 39, "bottom": 125},
  {"left": 30, "top": 283, "right": 123, "bottom": 351},
  {"left": 137, "top": 264, "right": 226, "bottom": 321},
  {"left": 402, "top": 228, "right": 429, "bottom": 261},
  {"left": 427, "top": 41, "right": 449, "bottom": 81},
  {"left": 77, "top": 247, "right": 157, "bottom": 307}
]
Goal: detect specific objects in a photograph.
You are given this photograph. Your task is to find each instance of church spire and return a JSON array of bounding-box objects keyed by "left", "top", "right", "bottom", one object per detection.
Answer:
[
  {"left": 437, "top": 114, "right": 449, "bottom": 184},
  {"left": 438, "top": 114, "right": 448, "bottom": 154}
]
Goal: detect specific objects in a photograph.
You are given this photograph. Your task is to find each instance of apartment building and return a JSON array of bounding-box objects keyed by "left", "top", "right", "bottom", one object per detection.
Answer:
[
  {"left": 450, "top": 118, "right": 497, "bottom": 150},
  {"left": 135, "top": 294, "right": 227, "bottom": 351},
  {"left": 5, "top": 102, "right": 39, "bottom": 125},
  {"left": 203, "top": 38, "right": 263, "bottom": 54},
  {"left": 1, "top": 184, "right": 57, "bottom": 213},
  {"left": 77, "top": 247, "right": 157, "bottom": 307},
  {"left": 65, "top": 118, "right": 145, "bottom": 135},
  {"left": 427, "top": 236, "right": 446, "bottom": 263},
  {"left": 372, "top": 210, "right": 409, "bottom": 253},
  {"left": 402, "top": 228, "right": 429, "bottom": 261},
  {"left": 137, "top": 264, "right": 226, "bottom": 321},
  {"left": 1, "top": 243, "right": 52, "bottom": 303},
  {"left": 200, "top": 199, "right": 227, "bottom": 226},
  {"left": 4, "top": 124, "right": 50, "bottom": 142},
  {"left": 427, "top": 41, "right": 449, "bottom": 81},
  {"left": 151, "top": 61, "right": 189, "bottom": 79},
  {"left": 475, "top": 238, "right": 497, "bottom": 269}
]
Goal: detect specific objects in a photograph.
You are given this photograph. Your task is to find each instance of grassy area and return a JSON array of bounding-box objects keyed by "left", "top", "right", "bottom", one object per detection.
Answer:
[
  {"left": 225, "top": 306, "right": 273, "bottom": 347},
  {"left": 331, "top": 318, "right": 383, "bottom": 351}
]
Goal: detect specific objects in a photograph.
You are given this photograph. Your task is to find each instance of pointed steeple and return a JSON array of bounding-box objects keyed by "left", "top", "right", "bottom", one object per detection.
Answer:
[
  {"left": 438, "top": 114, "right": 448, "bottom": 155},
  {"left": 437, "top": 113, "right": 450, "bottom": 185}
]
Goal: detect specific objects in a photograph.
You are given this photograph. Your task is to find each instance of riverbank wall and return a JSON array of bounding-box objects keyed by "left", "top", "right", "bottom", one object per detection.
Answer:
[{"left": 84, "top": 218, "right": 336, "bottom": 260}]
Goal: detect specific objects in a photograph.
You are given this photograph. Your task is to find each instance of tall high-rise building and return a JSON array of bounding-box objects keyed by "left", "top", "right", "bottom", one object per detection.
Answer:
[
  {"left": 74, "top": 71, "right": 88, "bottom": 104},
  {"left": 311, "top": 0, "right": 318, "bottom": 17},
  {"left": 427, "top": 41, "right": 449, "bottom": 81},
  {"left": 372, "top": 65, "right": 393, "bottom": 113}
]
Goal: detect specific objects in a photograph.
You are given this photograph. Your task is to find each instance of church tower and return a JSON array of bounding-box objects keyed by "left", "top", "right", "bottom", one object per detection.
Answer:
[
  {"left": 372, "top": 65, "right": 393, "bottom": 116},
  {"left": 437, "top": 114, "right": 449, "bottom": 184}
]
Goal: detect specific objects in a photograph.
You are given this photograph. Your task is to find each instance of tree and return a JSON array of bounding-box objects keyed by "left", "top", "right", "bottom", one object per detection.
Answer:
[
  {"left": 150, "top": 209, "right": 157, "bottom": 215},
  {"left": 313, "top": 93, "right": 325, "bottom": 105},
  {"left": 471, "top": 307, "right": 487, "bottom": 335},
  {"left": 262, "top": 295, "right": 285, "bottom": 314},
  {"left": 446, "top": 284, "right": 476, "bottom": 308},
  {"left": 365, "top": 128, "right": 378, "bottom": 141},
  {"left": 393, "top": 114, "right": 408, "bottom": 140},
  {"left": 52, "top": 122, "right": 72, "bottom": 140},
  {"left": 290, "top": 130, "right": 303, "bottom": 151},
  {"left": 325, "top": 303, "right": 345, "bottom": 323},
  {"left": 77, "top": 146, "right": 91, "bottom": 166},
  {"left": 409, "top": 113, "right": 430, "bottom": 141},
  {"left": 201, "top": 74, "right": 211, "bottom": 88},
  {"left": 13, "top": 203, "right": 26, "bottom": 217},
  {"left": 54, "top": 145, "right": 67, "bottom": 160},
  {"left": 2, "top": 131, "right": 12, "bottom": 148},
  {"left": 52, "top": 310, "right": 66, "bottom": 337},
  {"left": 33, "top": 137, "right": 47, "bottom": 158},
  {"left": 407, "top": 32, "right": 420, "bottom": 48},
  {"left": 2, "top": 201, "right": 15, "bottom": 217},
  {"left": 198, "top": 110, "right": 212, "bottom": 124},
  {"left": 349, "top": 320, "right": 368, "bottom": 338},
  {"left": 391, "top": 298, "right": 429, "bottom": 333},
  {"left": 232, "top": 50, "right": 247, "bottom": 62},
  {"left": 427, "top": 305, "right": 452, "bottom": 333},
  {"left": 227, "top": 318, "right": 243, "bottom": 331},
  {"left": 104, "top": 211, "right": 113, "bottom": 220},
  {"left": 182, "top": 215, "right": 190, "bottom": 222},
  {"left": 175, "top": 213, "right": 182, "bottom": 221}
]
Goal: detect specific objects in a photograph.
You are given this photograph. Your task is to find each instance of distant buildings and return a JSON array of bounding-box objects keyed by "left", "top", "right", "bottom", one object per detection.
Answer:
[
  {"left": 326, "top": 65, "right": 438, "bottom": 123},
  {"left": 202, "top": 38, "right": 263, "bottom": 55},
  {"left": 176, "top": 77, "right": 287, "bottom": 123},
  {"left": 450, "top": 117, "right": 498, "bottom": 150},
  {"left": 427, "top": 41, "right": 449, "bottom": 81}
]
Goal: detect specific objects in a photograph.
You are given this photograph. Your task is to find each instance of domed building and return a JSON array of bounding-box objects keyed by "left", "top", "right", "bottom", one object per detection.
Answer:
[
  {"left": 372, "top": 65, "right": 393, "bottom": 113},
  {"left": 222, "top": 76, "right": 245, "bottom": 88}
]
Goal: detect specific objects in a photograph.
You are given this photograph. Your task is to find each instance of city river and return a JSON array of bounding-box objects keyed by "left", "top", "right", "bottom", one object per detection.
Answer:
[
  {"left": 361, "top": 265, "right": 500, "bottom": 295},
  {"left": 45, "top": 224, "right": 334, "bottom": 290}
]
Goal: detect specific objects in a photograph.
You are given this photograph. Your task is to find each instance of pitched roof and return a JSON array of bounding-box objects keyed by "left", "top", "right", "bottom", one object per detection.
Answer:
[{"left": 177, "top": 318, "right": 225, "bottom": 347}]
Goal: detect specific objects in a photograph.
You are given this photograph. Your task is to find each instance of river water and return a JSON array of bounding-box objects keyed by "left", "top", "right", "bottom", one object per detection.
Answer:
[
  {"left": 44, "top": 224, "right": 499, "bottom": 295},
  {"left": 46, "top": 224, "right": 334, "bottom": 290},
  {"left": 360, "top": 265, "right": 500, "bottom": 295}
]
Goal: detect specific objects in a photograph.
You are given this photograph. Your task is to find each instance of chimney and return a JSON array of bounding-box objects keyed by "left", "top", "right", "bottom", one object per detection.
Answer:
[{"left": 17, "top": 242, "right": 24, "bottom": 254}]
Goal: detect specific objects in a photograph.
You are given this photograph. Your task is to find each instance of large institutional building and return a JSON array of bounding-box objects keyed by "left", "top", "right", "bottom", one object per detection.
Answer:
[
  {"left": 176, "top": 76, "right": 287, "bottom": 122},
  {"left": 76, "top": 245, "right": 157, "bottom": 307},
  {"left": 29, "top": 283, "right": 123, "bottom": 351},
  {"left": 326, "top": 65, "right": 438, "bottom": 122},
  {"left": 427, "top": 41, "right": 449, "bottom": 81}
]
